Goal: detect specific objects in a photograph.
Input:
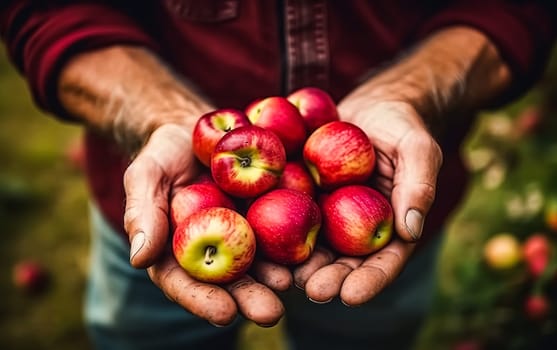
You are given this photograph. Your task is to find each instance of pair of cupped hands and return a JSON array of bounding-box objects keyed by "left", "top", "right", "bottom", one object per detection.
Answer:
[{"left": 123, "top": 96, "right": 442, "bottom": 327}]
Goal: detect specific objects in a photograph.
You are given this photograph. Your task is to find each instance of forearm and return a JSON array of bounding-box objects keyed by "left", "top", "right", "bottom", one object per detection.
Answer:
[
  {"left": 344, "top": 26, "right": 512, "bottom": 134},
  {"left": 57, "top": 45, "right": 213, "bottom": 154}
]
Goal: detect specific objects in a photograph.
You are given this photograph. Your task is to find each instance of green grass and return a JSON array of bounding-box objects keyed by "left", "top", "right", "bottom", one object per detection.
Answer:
[{"left": 0, "top": 47, "right": 91, "bottom": 350}]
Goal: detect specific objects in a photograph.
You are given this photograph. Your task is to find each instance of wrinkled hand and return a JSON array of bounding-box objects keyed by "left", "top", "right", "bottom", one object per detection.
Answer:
[
  {"left": 293, "top": 99, "right": 443, "bottom": 305},
  {"left": 123, "top": 124, "right": 291, "bottom": 326}
]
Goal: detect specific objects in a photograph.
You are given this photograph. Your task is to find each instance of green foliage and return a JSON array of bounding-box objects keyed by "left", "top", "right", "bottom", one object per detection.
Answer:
[
  {"left": 416, "top": 47, "right": 557, "bottom": 350},
  {"left": 0, "top": 47, "right": 91, "bottom": 350}
]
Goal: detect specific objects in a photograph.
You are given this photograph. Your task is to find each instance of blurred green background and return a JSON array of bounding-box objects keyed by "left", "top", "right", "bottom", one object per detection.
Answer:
[{"left": 1, "top": 43, "right": 556, "bottom": 350}]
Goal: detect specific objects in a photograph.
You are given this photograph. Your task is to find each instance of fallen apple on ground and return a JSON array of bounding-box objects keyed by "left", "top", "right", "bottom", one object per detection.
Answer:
[
  {"left": 172, "top": 207, "right": 256, "bottom": 284},
  {"left": 12, "top": 260, "right": 50, "bottom": 295}
]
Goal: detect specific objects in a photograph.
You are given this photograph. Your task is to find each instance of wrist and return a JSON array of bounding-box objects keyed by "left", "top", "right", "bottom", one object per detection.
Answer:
[
  {"left": 58, "top": 45, "right": 213, "bottom": 154},
  {"left": 345, "top": 26, "right": 512, "bottom": 132}
]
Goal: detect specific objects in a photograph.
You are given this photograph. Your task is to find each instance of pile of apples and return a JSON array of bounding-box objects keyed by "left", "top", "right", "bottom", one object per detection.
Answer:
[{"left": 171, "top": 87, "right": 393, "bottom": 284}]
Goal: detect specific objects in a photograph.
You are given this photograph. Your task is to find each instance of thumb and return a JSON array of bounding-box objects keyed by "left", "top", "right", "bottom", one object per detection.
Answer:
[
  {"left": 124, "top": 125, "right": 197, "bottom": 268},
  {"left": 391, "top": 131, "right": 442, "bottom": 242},
  {"left": 124, "top": 154, "right": 171, "bottom": 268}
]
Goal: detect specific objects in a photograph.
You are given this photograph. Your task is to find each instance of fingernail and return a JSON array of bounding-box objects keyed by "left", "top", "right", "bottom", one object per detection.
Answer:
[
  {"left": 130, "top": 231, "right": 145, "bottom": 262},
  {"left": 405, "top": 209, "right": 424, "bottom": 241},
  {"left": 340, "top": 299, "right": 354, "bottom": 308},
  {"left": 162, "top": 291, "right": 173, "bottom": 302},
  {"left": 308, "top": 297, "right": 332, "bottom": 304},
  {"left": 209, "top": 321, "right": 226, "bottom": 328},
  {"left": 257, "top": 322, "right": 279, "bottom": 328}
]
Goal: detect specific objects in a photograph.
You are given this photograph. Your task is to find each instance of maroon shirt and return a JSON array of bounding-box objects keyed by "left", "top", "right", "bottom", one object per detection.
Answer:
[{"left": 1, "top": 0, "right": 555, "bottom": 240}]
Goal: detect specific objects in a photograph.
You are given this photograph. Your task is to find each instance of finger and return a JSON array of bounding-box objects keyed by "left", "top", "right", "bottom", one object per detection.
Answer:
[
  {"left": 250, "top": 260, "right": 293, "bottom": 292},
  {"left": 124, "top": 155, "right": 171, "bottom": 268},
  {"left": 147, "top": 253, "right": 238, "bottom": 326},
  {"left": 340, "top": 239, "right": 416, "bottom": 306},
  {"left": 292, "top": 246, "right": 336, "bottom": 289},
  {"left": 391, "top": 130, "right": 442, "bottom": 241},
  {"left": 374, "top": 151, "right": 395, "bottom": 181},
  {"left": 305, "top": 257, "right": 362, "bottom": 303},
  {"left": 124, "top": 125, "right": 197, "bottom": 268},
  {"left": 225, "top": 276, "right": 285, "bottom": 327},
  {"left": 372, "top": 173, "right": 393, "bottom": 198}
]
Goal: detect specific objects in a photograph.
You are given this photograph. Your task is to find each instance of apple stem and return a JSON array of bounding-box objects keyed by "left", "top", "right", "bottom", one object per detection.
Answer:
[
  {"left": 204, "top": 246, "right": 217, "bottom": 265},
  {"left": 239, "top": 157, "right": 251, "bottom": 168}
]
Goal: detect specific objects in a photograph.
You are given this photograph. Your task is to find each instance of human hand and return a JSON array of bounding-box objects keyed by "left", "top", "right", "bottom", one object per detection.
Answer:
[
  {"left": 55, "top": 46, "right": 293, "bottom": 326},
  {"left": 123, "top": 124, "right": 291, "bottom": 326},
  {"left": 293, "top": 99, "right": 442, "bottom": 305}
]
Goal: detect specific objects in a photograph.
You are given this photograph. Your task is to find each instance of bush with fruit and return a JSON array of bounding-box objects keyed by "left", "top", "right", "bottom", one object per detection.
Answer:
[{"left": 416, "top": 80, "right": 557, "bottom": 349}]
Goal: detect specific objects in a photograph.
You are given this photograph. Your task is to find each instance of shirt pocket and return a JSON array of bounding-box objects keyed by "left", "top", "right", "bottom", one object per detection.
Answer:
[{"left": 163, "top": 0, "right": 239, "bottom": 22}]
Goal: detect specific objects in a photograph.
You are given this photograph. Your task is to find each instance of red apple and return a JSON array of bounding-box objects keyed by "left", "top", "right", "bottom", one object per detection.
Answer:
[
  {"left": 320, "top": 185, "right": 393, "bottom": 256},
  {"left": 192, "top": 170, "right": 216, "bottom": 184},
  {"left": 172, "top": 207, "right": 256, "bottom": 284},
  {"left": 12, "top": 260, "right": 49, "bottom": 295},
  {"left": 522, "top": 233, "right": 551, "bottom": 278},
  {"left": 513, "top": 105, "right": 544, "bottom": 139},
  {"left": 244, "top": 97, "right": 263, "bottom": 113},
  {"left": 287, "top": 86, "right": 340, "bottom": 133},
  {"left": 246, "top": 189, "right": 321, "bottom": 265},
  {"left": 192, "top": 108, "right": 252, "bottom": 167},
  {"left": 276, "top": 161, "right": 316, "bottom": 198},
  {"left": 303, "top": 121, "right": 376, "bottom": 190},
  {"left": 65, "top": 136, "right": 86, "bottom": 172},
  {"left": 524, "top": 293, "right": 550, "bottom": 321},
  {"left": 544, "top": 196, "right": 557, "bottom": 232},
  {"left": 526, "top": 256, "right": 550, "bottom": 279},
  {"left": 451, "top": 339, "right": 483, "bottom": 350},
  {"left": 170, "top": 182, "right": 236, "bottom": 229},
  {"left": 245, "top": 96, "right": 307, "bottom": 156},
  {"left": 483, "top": 233, "right": 522, "bottom": 270},
  {"left": 211, "top": 125, "right": 287, "bottom": 198}
]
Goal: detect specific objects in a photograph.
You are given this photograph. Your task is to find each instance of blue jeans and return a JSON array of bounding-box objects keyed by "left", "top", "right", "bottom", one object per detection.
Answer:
[{"left": 85, "top": 204, "right": 442, "bottom": 350}]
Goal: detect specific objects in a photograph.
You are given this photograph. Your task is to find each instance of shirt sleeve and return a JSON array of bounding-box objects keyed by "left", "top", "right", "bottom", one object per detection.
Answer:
[
  {"left": 0, "top": 1, "right": 160, "bottom": 118},
  {"left": 416, "top": 0, "right": 557, "bottom": 100}
]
